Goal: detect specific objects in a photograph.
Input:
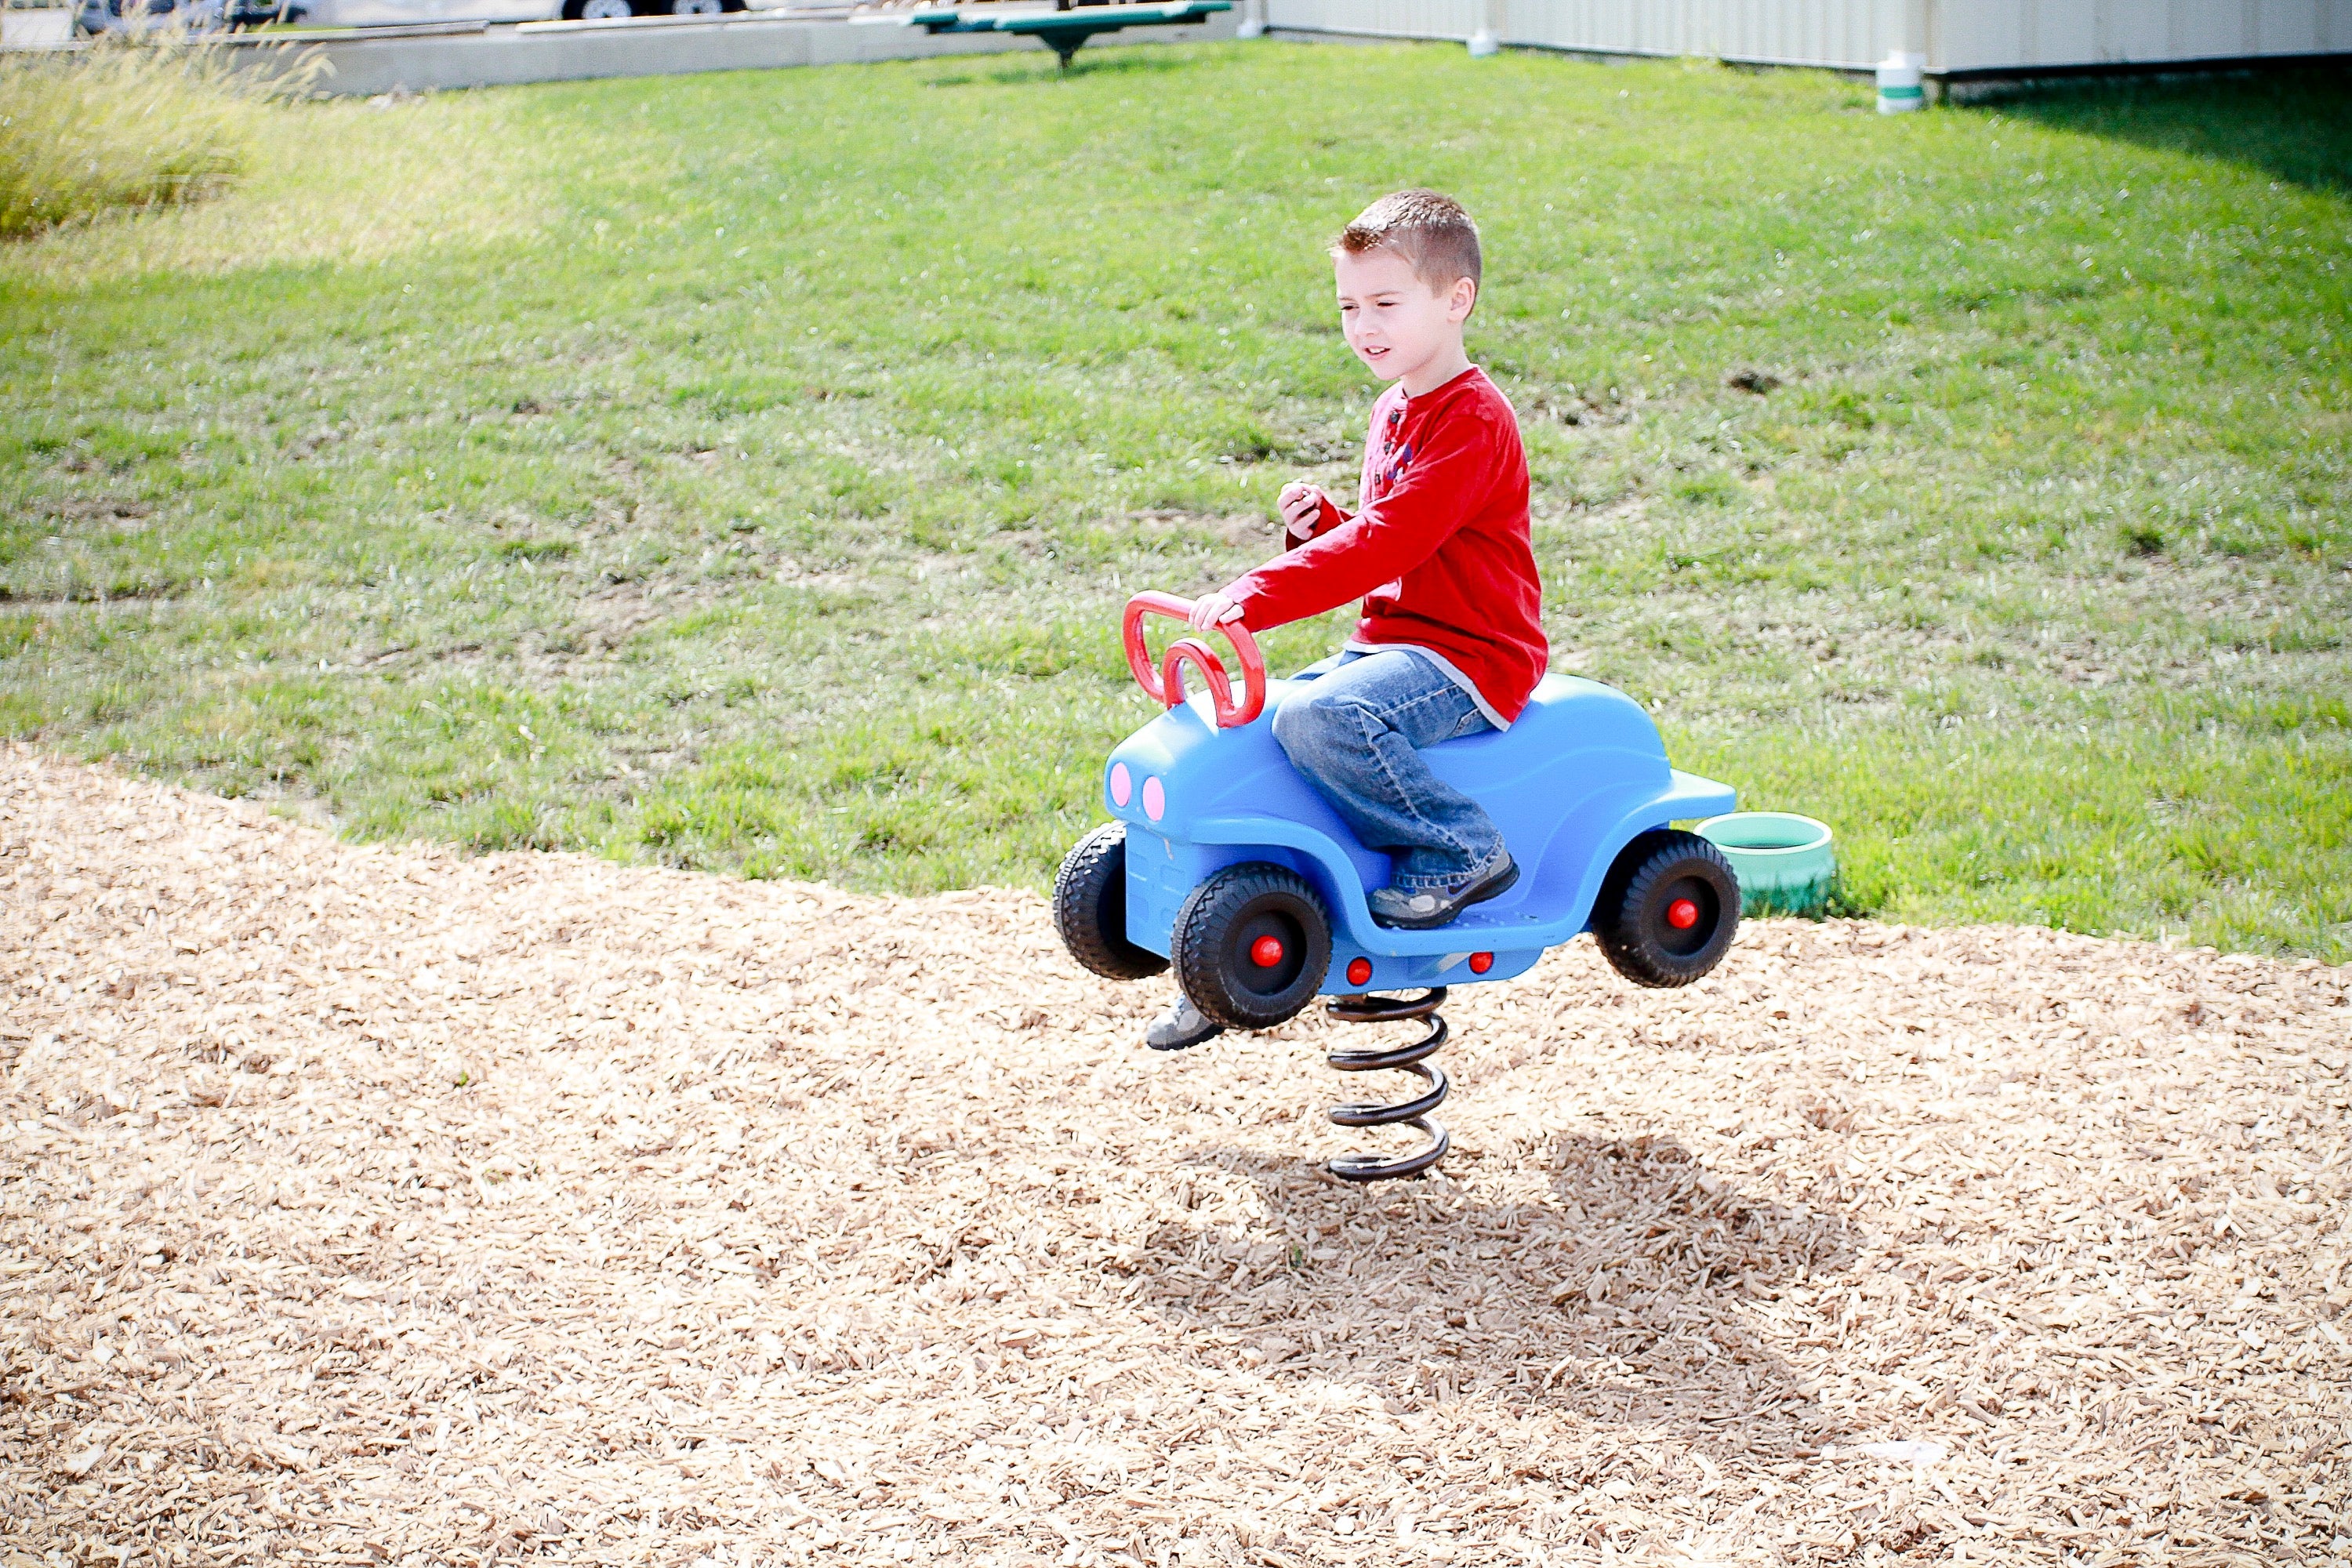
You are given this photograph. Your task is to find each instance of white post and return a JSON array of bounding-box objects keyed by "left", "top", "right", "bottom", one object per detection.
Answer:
[
  {"left": 1467, "top": 0, "right": 1501, "bottom": 56},
  {"left": 1876, "top": 50, "right": 1926, "bottom": 112},
  {"left": 1907, "top": 0, "right": 1942, "bottom": 102},
  {"left": 1236, "top": 0, "right": 1265, "bottom": 40}
]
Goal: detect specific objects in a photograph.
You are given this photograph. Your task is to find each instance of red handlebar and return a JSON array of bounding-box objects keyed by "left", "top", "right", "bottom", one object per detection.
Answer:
[{"left": 1122, "top": 591, "right": 1266, "bottom": 729}]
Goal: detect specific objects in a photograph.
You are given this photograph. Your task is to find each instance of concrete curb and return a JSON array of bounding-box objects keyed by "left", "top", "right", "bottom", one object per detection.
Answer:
[
  {"left": 226, "top": 6, "right": 1238, "bottom": 96},
  {"left": 0, "top": 7, "right": 74, "bottom": 45}
]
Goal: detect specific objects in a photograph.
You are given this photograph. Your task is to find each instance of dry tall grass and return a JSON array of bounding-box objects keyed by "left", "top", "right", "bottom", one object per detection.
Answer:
[
  {"left": 0, "top": 30, "right": 296, "bottom": 237},
  {"left": 0, "top": 83, "right": 546, "bottom": 283}
]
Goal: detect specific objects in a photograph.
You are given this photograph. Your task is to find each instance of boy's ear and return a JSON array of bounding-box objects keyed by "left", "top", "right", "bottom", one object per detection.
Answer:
[{"left": 1448, "top": 275, "right": 1479, "bottom": 323}]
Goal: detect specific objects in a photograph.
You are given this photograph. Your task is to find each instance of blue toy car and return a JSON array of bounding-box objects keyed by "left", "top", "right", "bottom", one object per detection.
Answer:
[{"left": 1054, "top": 593, "right": 1745, "bottom": 1180}]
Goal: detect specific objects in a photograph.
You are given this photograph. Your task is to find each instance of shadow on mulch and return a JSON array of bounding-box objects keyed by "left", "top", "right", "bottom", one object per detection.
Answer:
[{"left": 1138, "top": 1132, "right": 1856, "bottom": 1452}]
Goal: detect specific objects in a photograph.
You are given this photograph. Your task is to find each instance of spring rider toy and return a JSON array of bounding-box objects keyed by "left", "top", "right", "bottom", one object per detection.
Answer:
[{"left": 1055, "top": 592, "right": 1743, "bottom": 1181}]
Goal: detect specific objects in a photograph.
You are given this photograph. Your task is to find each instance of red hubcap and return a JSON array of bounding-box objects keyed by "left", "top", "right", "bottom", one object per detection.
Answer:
[
  {"left": 1250, "top": 935, "right": 1286, "bottom": 967},
  {"left": 1346, "top": 957, "right": 1373, "bottom": 986},
  {"left": 1665, "top": 897, "right": 1700, "bottom": 931}
]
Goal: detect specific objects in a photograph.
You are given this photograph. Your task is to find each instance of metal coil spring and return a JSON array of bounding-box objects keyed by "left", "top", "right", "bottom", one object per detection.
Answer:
[{"left": 1322, "top": 987, "right": 1450, "bottom": 1182}]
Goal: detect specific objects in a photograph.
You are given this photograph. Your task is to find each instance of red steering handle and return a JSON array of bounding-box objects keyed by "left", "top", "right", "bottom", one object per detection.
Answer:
[{"left": 1122, "top": 591, "right": 1266, "bottom": 729}]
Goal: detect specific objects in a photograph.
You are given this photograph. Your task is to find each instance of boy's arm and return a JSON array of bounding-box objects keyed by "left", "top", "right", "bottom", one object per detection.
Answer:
[
  {"left": 1186, "top": 484, "right": 1351, "bottom": 629},
  {"left": 1225, "top": 412, "right": 1501, "bottom": 633},
  {"left": 1278, "top": 483, "right": 1351, "bottom": 544},
  {"left": 1299, "top": 492, "right": 1352, "bottom": 540}
]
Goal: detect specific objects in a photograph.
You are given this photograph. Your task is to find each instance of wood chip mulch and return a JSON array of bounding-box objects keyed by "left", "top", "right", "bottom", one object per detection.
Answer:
[{"left": 3, "top": 747, "right": 2348, "bottom": 1566}]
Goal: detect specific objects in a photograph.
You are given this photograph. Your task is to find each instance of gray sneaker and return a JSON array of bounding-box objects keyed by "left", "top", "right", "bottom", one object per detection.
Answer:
[
  {"left": 1145, "top": 993, "right": 1224, "bottom": 1051},
  {"left": 1367, "top": 855, "right": 1519, "bottom": 931}
]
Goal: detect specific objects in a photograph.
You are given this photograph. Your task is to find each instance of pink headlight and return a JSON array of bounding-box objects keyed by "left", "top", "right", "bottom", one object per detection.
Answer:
[
  {"left": 1109, "top": 761, "right": 1132, "bottom": 807},
  {"left": 1142, "top": 776, "right": 1166, "bottom": 822}
]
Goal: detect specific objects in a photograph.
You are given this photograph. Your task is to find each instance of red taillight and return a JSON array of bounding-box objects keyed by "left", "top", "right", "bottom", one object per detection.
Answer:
[
  {"left": 1468, "top": 951, "right": 1494, "bottom": 974},
  {"left": 1666, "top": 897, "right": 1700, "bottom": 931},
  {"left": 1250, "top": 935, "right": 1285, "bottom": 967},
  {"left": 1346, "top": 957, "right": 1373, "bottom": 986}
]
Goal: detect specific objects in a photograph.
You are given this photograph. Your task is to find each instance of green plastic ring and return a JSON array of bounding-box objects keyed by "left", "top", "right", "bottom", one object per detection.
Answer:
[{"left": 1697, "top": 812, "right": 1836, "bottom": 916}]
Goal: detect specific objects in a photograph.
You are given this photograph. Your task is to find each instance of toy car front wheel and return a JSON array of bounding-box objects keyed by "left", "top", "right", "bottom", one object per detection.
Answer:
[
  {"left": 1171, "top": 862, "right": 1331, "bottom": 1030},
  {"left": 1054, "top": 822, "right": 1168, "bottom": 981},
  {"left": 1592, "top": 829, "right": 1740, "bottom": 988}
]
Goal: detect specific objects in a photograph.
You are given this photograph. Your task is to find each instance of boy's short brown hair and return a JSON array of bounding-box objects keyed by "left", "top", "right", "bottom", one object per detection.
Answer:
[{"left": 1333, "top": 189, "right": 1482, "bottom": 294}]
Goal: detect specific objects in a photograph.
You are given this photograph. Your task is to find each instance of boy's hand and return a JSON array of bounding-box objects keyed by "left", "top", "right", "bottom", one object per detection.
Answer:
[
  {"left": 1189, "top": 590, "right": 1244, "bottom": 633},
  {"left": 1277, "top": 483, "right": 1329, "bottom": 539}
]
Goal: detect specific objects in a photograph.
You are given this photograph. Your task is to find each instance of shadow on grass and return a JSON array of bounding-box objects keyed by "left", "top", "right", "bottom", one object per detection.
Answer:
[
  {"left": 1136, "top": 1133, "right": 1853, "bottom": 1446},
  {"left": 1976, "top": 64, "right": 2352, "bottom": 195},
  {"left": 925, "top": 45, "right": 1217, "bottom": 88}
]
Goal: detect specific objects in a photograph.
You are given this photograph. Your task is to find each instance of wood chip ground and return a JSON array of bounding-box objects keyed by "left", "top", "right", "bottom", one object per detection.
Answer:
[{"left": 3, "top": 747, "right": 2348, "bottom": 1566}]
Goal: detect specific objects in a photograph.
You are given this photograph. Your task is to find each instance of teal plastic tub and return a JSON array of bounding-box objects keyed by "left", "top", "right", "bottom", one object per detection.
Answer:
[{"left": 1697, "top": 812, "right": 1836, "bottom": 916}]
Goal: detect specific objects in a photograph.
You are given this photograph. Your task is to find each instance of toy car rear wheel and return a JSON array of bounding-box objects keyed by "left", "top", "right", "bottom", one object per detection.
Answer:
[
  {"left": 1171, "top": 863, "right": 1331, "bottom": 1030},
  {"left": 1054, "top": 822, "right": 1168, "bottom": 981},
  {"left": 1592, "top": 829, "right": 1740, "bottom": 988}
]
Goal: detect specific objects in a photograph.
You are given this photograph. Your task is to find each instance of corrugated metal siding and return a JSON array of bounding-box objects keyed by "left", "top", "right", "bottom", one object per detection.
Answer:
[
  {"left": 1265, "top": 0, "right": 1475, "bottom": 41},
  {"left": 1265, "top": 0, "right": 1915, "bottom": 62},
  {"left": 1500, "top": 0, "right": 1870, "bottom": 64},
  {"left": 1263, "top": 0, "right": 2352, "bottom": 71},
  {"left": 1938, "top": 0, "right": 2352, "bottom": 69}
]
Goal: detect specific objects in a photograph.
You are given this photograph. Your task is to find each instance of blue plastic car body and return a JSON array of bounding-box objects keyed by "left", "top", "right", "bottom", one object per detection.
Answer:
[{"left": 1100, "top": 672, "right": 1737, "bottom": 995}]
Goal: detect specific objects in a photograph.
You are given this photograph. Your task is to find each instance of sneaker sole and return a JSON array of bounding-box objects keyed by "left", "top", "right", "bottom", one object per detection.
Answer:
[
  {"left": 1371, "top": 858, "right": 1520, "bottom": 931},
  {"left": 1147, "top": 1025, "right": 1224, "bottom": 1052}
]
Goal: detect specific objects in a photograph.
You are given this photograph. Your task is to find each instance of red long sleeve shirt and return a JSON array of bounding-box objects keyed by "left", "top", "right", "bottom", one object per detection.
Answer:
[{"left": 1232, "top": 366, "right": 1548, "bottom": 725}]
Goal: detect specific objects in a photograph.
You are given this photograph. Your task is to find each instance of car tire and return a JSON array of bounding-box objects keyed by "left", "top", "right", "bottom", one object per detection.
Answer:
[
  {"left": 1171, "top": 862, "right": 1331, "bottom": 1031},
  {"left": 1592, "top": 829, "right": 1740, "bottom": 989},
  {"left": 670, "top": 0, "right": 722, "bottom": 13},
  {"left": 1053, "top": 822, "right": 1167, "bottom": 982}
]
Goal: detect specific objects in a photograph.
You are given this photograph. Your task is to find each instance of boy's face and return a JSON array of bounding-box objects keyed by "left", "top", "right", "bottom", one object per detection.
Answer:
[{"left": 1334, "top": 249, "right": 1476, "bottom": 385}]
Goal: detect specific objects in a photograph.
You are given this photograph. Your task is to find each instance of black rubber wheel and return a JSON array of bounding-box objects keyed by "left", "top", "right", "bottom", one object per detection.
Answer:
[
  {"left": 1053, "top": 822, "right": 1167, "bottom": 982},
  {"left": 1592, "top": 829, "right": 1740, "bottom": 989},
  {"left": 1171, "top": 862, "right": 1332, "bottom": 1030}
]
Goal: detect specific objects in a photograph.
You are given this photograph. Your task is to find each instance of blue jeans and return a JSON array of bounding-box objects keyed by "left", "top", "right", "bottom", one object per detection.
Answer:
[{"left": 1271, "top": 650, "right": 1506, "bottom": 891}]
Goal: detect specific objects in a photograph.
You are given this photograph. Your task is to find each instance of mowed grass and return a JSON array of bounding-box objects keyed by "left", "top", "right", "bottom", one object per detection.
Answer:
[{"left": 2, "top": 47, "right": 2347, "bottom": 959}]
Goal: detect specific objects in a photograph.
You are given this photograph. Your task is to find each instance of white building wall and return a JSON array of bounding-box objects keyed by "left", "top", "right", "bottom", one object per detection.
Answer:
[{"left": 1264, "top": 0, "right": 2352, "bottom": 71}]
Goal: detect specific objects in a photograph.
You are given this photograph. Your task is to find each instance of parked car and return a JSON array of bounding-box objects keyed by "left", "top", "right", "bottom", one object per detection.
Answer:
[
  {"left": 78, "top": 0, "right": 757, "bottom": 29},
  {"left": 77, "top": 0, "right": 227, "bottom": 35},
  {"left": 227, "top": 0, "right": 309, "bottom": 20},
  {"left": 266, "top": 0, "right": 743, "bottom": 22}
]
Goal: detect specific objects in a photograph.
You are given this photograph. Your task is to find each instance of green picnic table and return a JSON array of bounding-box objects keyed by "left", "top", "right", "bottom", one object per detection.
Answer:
[{"left": 890, "top": 0, "right": 1232, "bottom": 69}]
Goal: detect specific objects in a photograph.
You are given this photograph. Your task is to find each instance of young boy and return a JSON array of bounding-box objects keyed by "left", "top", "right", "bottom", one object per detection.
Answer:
[{"left": 1146, "top": 188, "right": 1548, "bottom": 1052}]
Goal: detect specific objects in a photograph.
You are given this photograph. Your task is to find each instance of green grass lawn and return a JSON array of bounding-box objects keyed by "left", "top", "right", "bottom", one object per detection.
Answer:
[{"left": 3, "top": 45, "right": 2347, "bottom": 960}]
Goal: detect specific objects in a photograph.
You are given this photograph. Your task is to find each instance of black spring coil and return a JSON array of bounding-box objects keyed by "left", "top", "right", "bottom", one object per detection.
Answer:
[{"left": 1322, "top": 987, "right": 1450, "bottom": 1182}]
